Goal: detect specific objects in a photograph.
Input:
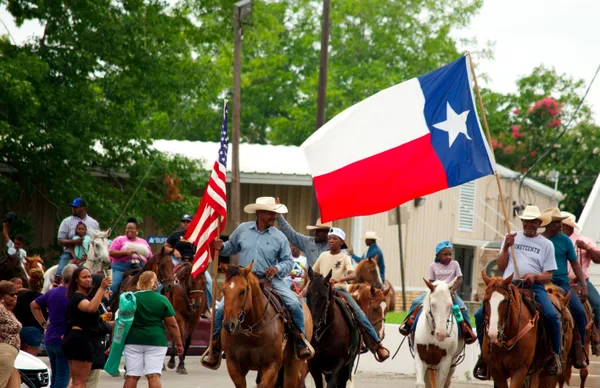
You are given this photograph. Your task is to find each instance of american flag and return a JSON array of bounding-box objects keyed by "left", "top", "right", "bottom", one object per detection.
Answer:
[{"left": 186, "top": 102, "right": 229, "bottom": 277}]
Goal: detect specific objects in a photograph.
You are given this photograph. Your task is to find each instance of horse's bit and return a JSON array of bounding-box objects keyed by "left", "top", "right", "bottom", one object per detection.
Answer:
[{"left": 426, "top": 297, "right": 455, "bottom": 337}]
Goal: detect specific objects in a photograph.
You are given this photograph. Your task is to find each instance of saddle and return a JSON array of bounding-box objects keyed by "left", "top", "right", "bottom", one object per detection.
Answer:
[{"left": 258, "top": 279, "right": 295, "bottom": 336}]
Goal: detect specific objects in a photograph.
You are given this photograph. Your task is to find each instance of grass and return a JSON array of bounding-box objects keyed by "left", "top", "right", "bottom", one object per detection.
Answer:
[{"left": 385, "top": 311, "right": 476, "bottom": 327}]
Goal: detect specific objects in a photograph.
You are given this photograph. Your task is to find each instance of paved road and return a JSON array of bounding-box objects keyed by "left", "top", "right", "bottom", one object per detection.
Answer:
[{"left": 65, "top": 356, "right": 491, "bottom": 387}]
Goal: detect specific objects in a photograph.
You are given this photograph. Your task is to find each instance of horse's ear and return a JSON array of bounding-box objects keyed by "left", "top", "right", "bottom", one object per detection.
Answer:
[
  {"left": 502, "top": 273, "right": 514, "bottom": 287},
  {"left": 370, "top": 285, "right": 376, "bottom": 296},
  {"left": 482, "top": 270, "right": 491, "bottom": 285},
  {"left": 245, "top": 261, "right": 254, "bottom": 275},
  {"left": 220, "top": 263, "right": 230, "bottom": 274},
  {"left": 373, "top": 254, "right": 378, "bottom": 261},
  {"left": 564, "top": 289, "right": 572, "bottom": 305},
  {"left": 106, "top": 228, "right": 112, "bottom": 237},
  {"left": 308, "top": 266, "right": 314, "bottom": 280},
  {"left": 423, "top": 278, "right": 436, "bottom": 292},
  {"left": 447, "top": 277, "right": 457, "bottom": 291},
  {"left": 325, "top": 269, "right": 333, "bottom": 283},
  {"left": 383, "top": 286, "right": 391, "bottom": 296}
]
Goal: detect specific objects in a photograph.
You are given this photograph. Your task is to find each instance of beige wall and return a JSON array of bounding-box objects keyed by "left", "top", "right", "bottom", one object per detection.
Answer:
[{"left": 353, "top": 175, "right": 559, "bottom": 302}]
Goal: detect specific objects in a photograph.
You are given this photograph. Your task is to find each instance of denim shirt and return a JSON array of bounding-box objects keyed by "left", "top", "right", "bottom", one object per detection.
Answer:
[
  {"left": 352, "top": 244, "right": 386, "bottom": 282},
  {"left": 221, "top": 221, "right": 294, "bottom": 278}
]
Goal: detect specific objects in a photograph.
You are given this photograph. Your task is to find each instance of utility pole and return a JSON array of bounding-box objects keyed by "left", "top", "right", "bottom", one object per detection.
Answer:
[
  {"left": 310, "top": 0, "right": 331, "bottom": 223},
  {"left": 231, "top": 0, "right": 252, "bottom": 230}
]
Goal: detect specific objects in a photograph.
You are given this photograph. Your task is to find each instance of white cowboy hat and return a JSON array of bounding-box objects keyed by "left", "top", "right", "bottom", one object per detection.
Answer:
[
  {"left": 543, "top": 207, "right": 569, "bottom": 222},
  {"left": 517, "top": 205, "right": 551, "bottom": 226},
  {"left": 243, "top": 197, "right": 288, "bottom": 214},
  {"left": 363, "top": 231, "right": 380, "bottom": 241},
  {"left": 560, "top": 211, "right": 580, "bottom": 230},
  {"left": 306, "top": 218, "right": 332, "bottom": 231}
]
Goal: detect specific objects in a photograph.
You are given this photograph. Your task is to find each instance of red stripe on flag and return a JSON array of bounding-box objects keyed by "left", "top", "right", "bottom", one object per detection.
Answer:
[{"left": 313, "top": 134, "right": 448, "bottom": 222}]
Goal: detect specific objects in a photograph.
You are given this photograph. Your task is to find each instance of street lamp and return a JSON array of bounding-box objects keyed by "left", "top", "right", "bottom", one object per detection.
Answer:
[{"left": 231, "top": 0, "right": 252, "bottom": 233}]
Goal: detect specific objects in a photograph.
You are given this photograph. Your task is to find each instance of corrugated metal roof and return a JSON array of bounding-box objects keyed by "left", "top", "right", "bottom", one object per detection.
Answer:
[{"left": 152, "top": 140, "right": 564, "bottom": 199}]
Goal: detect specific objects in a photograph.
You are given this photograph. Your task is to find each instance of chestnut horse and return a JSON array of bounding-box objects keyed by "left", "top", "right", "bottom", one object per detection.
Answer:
[
  {"left": 220, "top": 262, "right": 313, "bottom": 388},
  {"left": 481, "top": 272, "right": 543, "bottom": 387},
  {"left": 167, "top": 262, "right": 208, "bottom": 374},
  {"left": 560, "top": 282, "right": 593, "bottom": 388},
  {"left": 306, "top": 268, "right": 358, "bottom": 388},
  {"left": 352, "top": 255, "right": 395, "bottom": 313},
  {"left": 349, "top": 283, "right": 389, "bottom": 340},
  {"left": 24, "top": 255, "right": 45, "bottom": 273},
  {"left": 541, "top": 285, "right": 574, "bottom": 388}
]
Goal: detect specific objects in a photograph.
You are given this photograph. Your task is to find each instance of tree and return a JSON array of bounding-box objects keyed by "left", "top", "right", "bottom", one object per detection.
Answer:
[
  {"left": 481, "top": 67, "right": 600, "bottom": 216},
  {"left": 0, "top": 0, "right": 211, "bottom": 250}
]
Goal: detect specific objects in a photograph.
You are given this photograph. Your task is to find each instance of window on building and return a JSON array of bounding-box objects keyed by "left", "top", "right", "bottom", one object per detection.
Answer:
[{"left": 458, "top": 181, "right": 476, "bottom": 232}]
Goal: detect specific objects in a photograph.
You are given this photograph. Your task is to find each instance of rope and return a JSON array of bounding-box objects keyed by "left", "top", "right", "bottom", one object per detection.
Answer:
[{"left": 518, "top": 62, "right": 600, "bottom": 204}]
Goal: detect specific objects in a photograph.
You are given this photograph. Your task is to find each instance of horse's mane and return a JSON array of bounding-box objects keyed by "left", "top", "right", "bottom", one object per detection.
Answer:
[{"left": 225, "top": 265, "right": 241, "bottom": 280}]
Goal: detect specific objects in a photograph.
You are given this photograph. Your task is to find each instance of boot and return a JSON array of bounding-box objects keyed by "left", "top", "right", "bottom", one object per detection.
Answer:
[
  {"left": 593, "top": 338, "right": 600, "bottom": 356},
  {"left": 375, "top": 345, "right": 390, "bottom": 362},
  {"left": 399, "top": 305, "right": 421, "bottom": 336},
  {"left": 572, "top": 335, "right": 587, "bottom": 369},
  {"left": 201, "top": 336, "right": 222, "bottom": 370},
  {"left": 460, "top": 321, "right": 477, "bottom": 345},
  {"left": 544, "top": 353, "right": 561, "bottom": 376},
  {"left": 296, "top": 339, "right": 313, "bottom": 360},
  {"left": 473, "top": 354, "right": 489, "bottom": 381}
]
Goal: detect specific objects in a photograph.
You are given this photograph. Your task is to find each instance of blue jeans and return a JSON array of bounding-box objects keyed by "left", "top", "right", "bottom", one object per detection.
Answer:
[
  {"left": 409, "top": 292, "right": 471, "bottom": 323},
  {"left": 205, "top": 271, "right": 213, "bottom": 308},
  {"left": 337, "top": 288, "right": 381, "bottom": 344},
  {"left": 585, "top": 278, "right": 600, "bottom": 331},
  {"left": 56, "top": 252, "right": 73, "bottom": 279},
  {"left": 554, "top": 278, "right": 587, "bottom": 343},
  {"left": 213, "top": 277, "right": 305, "bottom": 339},
  {"left": 110, "top": 261, "right": 134, "bottom": 295},
  {"left": 475, "top": 282, "right": 561, "bottom": 354},
  {"left": 46, "top": 343, "right": 70, "bottom": 388}
]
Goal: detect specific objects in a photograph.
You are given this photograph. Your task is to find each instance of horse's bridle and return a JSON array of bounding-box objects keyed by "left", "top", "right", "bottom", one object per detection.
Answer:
[
  {"left": 426, "top": 294, "right": 455, "bottom": 337},
  {"left": 313, "top": 288, "right": 333, "bottom": 342},
  {"left": 173, "top": 265, "right": 205, "bottom": 312}
]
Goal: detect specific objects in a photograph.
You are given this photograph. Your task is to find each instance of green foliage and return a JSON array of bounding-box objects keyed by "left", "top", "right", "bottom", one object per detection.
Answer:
[{"left": 481, "top": 67, "right": 600, "bottom": 215}]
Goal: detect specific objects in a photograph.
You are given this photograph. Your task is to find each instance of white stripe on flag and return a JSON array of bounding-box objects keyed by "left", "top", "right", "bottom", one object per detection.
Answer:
[
  {"left": 188, "top": 206, "right": 213, "bottom": 243},
  {"left": 207, "top": 185, "right": 227, "bottom": 210},
  {"left": 210, "top": 168, "right": 226, "bottom": 193}
]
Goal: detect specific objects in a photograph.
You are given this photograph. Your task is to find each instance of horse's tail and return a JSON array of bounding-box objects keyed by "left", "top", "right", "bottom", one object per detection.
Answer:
[{"left": 385, "top": 280, "right": 396, "bottom": 312}]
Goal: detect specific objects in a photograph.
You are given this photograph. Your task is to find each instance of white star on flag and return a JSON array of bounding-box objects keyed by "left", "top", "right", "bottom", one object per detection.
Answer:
[{"left": 433, "top": 102, "right": 471, "bottom": 147}]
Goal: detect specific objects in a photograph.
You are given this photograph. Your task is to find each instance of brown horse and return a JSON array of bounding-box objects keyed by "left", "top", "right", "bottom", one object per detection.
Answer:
[
  {"left": 220, "top": 262, "right": 313, "bottom": 388},
  {"left": 0, "top": 250, "right": 29, "bottom": 288},
  {"left": 481, "top": 272, "right": 543, "bottom": 387},
  {"left": 109, "top": 247, "right": 175, "bottom": 312},
  {"left": 167, "top": 262, "right": 208, "bottom": 374},
  {"left": 538, "top": 285, "right": 573, "bottom": 388},
  {"left": 561, "top": 282, "right": 593, "bottom": 388},
  {"left": 352, "top": 255, "right": 395, "bottom": 314},
  {"left": 306, "top": 268, "right": 357, "bottom": 388},
  {"left": 349, "top": 282, "right": 389, "bottom": 340},
  {"left": 24, "top": 255, "right": 45, "bottom": 273}
]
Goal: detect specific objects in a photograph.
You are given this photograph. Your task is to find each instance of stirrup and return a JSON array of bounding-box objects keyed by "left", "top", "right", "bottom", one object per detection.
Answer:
[
  {"left": 473, "top": 356, "right": 490, "bottom": 381},
  {"left": 295, "top": 335, "right": 315, "bottom": 359},
  {"left": 200, "top": 347, "right": 222, "bottom": 370}
]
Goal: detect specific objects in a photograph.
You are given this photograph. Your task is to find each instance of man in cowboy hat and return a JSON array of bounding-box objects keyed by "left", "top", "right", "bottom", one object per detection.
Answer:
[
  {"left": 276, "top": 199, "right": 331, "bottom": 267},
  {"left": 562, "top": 211, "right": 600, "bottom": 355},
  {"left": 473, "top": 205, "right": 562, "bottom": 379},
  {"left": 350, "top": 231, "right": 386, "bottom": 282},
  {"left": 541, "top": 207, "right": 588, "bottom": 367},
  {"left": 203, "top": 197, "right": 313, "bottom": 369}
]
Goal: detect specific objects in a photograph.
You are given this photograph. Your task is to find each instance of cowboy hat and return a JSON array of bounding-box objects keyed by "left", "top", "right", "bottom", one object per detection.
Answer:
[
  {"left": 363, "top": 231, "right": 380, "bottom": 241},
  {"left": 244, "top": 197, "right": 288, "bottom": 214},
  {"left": 517, "top": 205, "right": 551, "bottom": 226},
  {"left": 543, "top": 207, "right": 569, "bottom": 222},
  {"left": 306, "top": 218, "right": 332, "bottom": 231},
  {"left": 560, "top": 211, "right": 580, "bottom": 230}
]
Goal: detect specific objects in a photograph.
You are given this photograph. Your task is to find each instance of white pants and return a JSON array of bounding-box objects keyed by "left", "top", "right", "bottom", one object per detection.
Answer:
[{"left": 124, "top": 345, "right": 168, "bottom": 377}]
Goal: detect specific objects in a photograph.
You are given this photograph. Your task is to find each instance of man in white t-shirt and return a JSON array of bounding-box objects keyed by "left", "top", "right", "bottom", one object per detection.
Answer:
[
  {"left": 3, "top": 214, "right": 27, "bottom": 265},
  {"left": 473, "top": 205, "right": 561, "bottom": 380}
]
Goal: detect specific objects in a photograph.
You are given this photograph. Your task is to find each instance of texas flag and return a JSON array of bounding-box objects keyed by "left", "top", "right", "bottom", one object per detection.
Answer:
[{"left": 302, "top": 56, "right": 495, "bottom": 222}]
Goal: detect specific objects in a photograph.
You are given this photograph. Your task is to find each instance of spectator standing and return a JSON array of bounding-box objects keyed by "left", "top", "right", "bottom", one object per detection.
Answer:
[
  {"left": 14, "top": 268, "right": 46, "bottom": 356},
  {"left": 0, "top": 280, "right": 22, "bottom": 388}
]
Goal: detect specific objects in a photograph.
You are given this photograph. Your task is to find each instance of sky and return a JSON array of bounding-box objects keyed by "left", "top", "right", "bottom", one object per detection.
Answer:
[{"left": 2, "top": 0, "right": 600, "bottom": 122}]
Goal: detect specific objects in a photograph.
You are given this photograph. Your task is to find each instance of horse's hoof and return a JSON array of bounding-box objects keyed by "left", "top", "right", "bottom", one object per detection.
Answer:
[
  {"left": 167, "top": 359, "right": 176, "bottom": 369},
  {"left": 176, "top": 367, "right": 188, "bottom": 375}
]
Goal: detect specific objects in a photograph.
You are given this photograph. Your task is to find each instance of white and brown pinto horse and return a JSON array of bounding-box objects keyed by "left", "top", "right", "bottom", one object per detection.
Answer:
[
  {"left": 413, "top": 278, "right": 464, "bottom": 388},
  {"left": 43, "top": 229, "right": 111, "bottom": 293}
]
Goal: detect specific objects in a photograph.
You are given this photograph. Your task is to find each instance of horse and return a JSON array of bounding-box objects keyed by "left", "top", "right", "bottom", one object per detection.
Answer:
[
  {"left": 42, "top": 229, "right": 112, "bottom": 293},
  {"left": 412, "top": 278, "right": 464, "bottom": 388},
  {"left": 166, "top": 262, "right": 208, "bottom": 375},
  {"left": 0, "top": 250, "right": 29, "bottom": 288},
  {"left": 349, "top": 282, "right": 389, "bottom": 340},
  {"left": 352, "top": 255, "right": 395, "bottom": 314},
  {"left": 560, "top": 282, "right": 592, "bottom": 388},
  {"left": 481, "top": 272, "right": 544, "bottom": 388},
  {"left": 219, "top": 262, "right": 313, "bottom": 388},
  {"left": 109, "top": 247, "right": 175, "bottom": 312},
  {"left": 539, "top": 285, "right": 574, "bottom": 388},
  {"left": 24, "top": 255, "right": 45, "bottom": 273},
  {"left": 306, "top": 267, "right": 358, "bottom": 388}
]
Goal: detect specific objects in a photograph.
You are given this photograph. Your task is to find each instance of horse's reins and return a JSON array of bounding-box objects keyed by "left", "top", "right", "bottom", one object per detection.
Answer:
[
  {"left": 313, "top": 290, "right": 333, "bottom": 342},
  {"left": 231, "top": 283, "right": 281, "bottom": 337},
  {"left": 173, "top": 264, "right": 205, "bottom": 311}
]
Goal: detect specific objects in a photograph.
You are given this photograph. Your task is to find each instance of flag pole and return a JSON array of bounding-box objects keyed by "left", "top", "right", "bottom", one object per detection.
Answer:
[{"left": 466, "top": 52, "right": 521, "bottom": 280}]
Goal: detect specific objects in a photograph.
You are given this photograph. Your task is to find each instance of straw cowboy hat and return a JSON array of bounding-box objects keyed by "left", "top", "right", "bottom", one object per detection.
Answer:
[
  {"left": 243, "top": 197, "right": 288, "bottom": 214},
  {"left": 543, "top": 207, "right": 569, "bottom": 222},
  {"left": 517, "top": 205, "right": 551, "bottom": 226},
  {"left": 560, "top": 211, "right": 580, "bottom": 230},
  {"left": 306, "top": 218, "right": 332, "bottom": 231},
  {"left": 363, "top": 231, "right": 381, "bottom": 241}
]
